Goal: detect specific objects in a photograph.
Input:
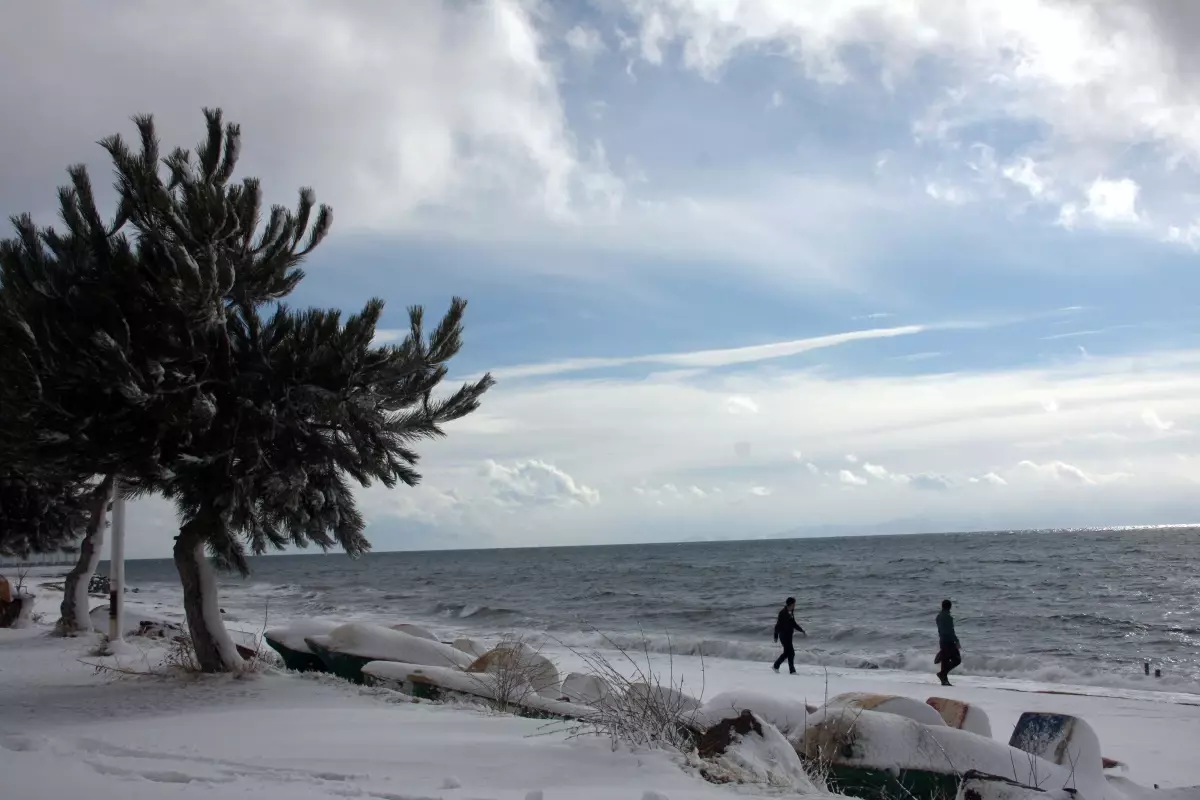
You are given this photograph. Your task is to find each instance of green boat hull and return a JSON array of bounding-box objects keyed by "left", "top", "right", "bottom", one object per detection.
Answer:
[
  {"left": 306, "top": 639, "right": 374, "bottom": 684},
  {"left": 821, "top": 763, "right": 961, "bottom": 800},
  {"left": 264, "top": 637, "right": 328, "bottom": 674}
]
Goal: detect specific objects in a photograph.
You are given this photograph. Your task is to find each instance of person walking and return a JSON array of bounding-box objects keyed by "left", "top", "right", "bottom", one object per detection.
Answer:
[
  {"left": 772, "top": 597, "right": 807, "bottom": 674},
  {"left": 935, "top": 598, "right": 962, "bottom": 686}
]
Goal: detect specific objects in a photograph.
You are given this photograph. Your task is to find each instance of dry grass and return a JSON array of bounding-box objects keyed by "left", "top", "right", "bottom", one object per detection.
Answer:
[{"left": 553, "top": 628, "right": 706, "bottom": 752}]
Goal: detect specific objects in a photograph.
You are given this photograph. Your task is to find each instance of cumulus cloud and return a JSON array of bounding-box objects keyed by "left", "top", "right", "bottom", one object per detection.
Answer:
[
  {"left": 862, "top": 462, "right": 953, "bottom": 490},
  {"left": 618, "top": 0, "right": 1200, "bottom": 238},
  {"left": 483, "top": 459, "right": 600, "bottom": 508},
  {"left": 0, "top": 1, "right": 618, "bottom": 229}
]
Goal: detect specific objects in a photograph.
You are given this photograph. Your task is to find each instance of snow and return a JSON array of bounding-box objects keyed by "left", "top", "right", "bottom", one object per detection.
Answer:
[
  {"left": 389, "top": 622, "right": 438, "bottom": 641},
  {"left": 194, "top": 538, "right": 245, "bottom": 670},
  {"left": 694, "top": 691, "right": 814, "bottom": 736},
  {"left": 325, "top": 622, "right": 474, "bottom": 669},
  {"left": 700, "top": 712, "right": 822, "bottom": 793},
  {"left": 928, "top": 696, "right": 993, "bottom": 737},
  {"left": 362, "top": 661, "right": 597, "bottom": 719},
  {"left": 562, "top": 671, "right": 613, "bottom": 705},
  {"left": 452, "top": 636, "right": 488, "bottom": 658},
  {"left": 2, "top": 584, "right": 1199, "bottom": 799},
  {"left": 469, "top": 645, "right": 561, "bottom": 696},
  {"left": 826, "top": 690, "right": 948, "bottom": 727},
  {"left": 263, "top": 620, "right": 340, "bottom": 653}
]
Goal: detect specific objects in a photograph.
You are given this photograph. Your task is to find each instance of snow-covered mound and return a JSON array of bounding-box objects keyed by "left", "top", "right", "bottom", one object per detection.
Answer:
[
  {"left": 324, "top": 623, "right": 473, "bottom": 669},
  {"left": 694, "top": 691, "right": 815, "bottom": 738},
  {"left": 826, "top": 691, "right": 947, "bottom": 728},
  {"left": 468, "top": 646, "right": 560, "bottom": 696},
  {"left": 389, "top": 623, "right": 437, "bottom": 641},
  {"left": 264, "top": 620, "right": 340, "bottom": 653},
  {"left": 560, "top": 672, "right": 612, "bottom": 706},
  {"left": 696, "top": 710, "right": 822, "bottom": 793}
]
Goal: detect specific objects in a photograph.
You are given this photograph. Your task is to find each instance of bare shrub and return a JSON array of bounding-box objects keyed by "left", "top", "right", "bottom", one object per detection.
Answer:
[
  {"left": 555, "top": 629, "right": 706, "bottom": 751},
  {"left": 469, "top": 635, "right": 556, "bottom": 715}
]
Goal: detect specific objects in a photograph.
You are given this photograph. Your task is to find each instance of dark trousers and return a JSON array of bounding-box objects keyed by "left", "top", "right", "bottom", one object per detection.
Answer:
[
  {"left": 936, "top": 645, "right": 961, "bottom": 676},
  {"left": 774, "top": 639, "right": 796, "bottom": 673}
]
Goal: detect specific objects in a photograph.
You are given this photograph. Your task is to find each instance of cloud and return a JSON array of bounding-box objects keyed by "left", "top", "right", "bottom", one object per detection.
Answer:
[
  {"left": 839, "top": 469, "right": 868, "bottom": 486},
  {"left": 1142, "top": 409, "right": 1175, "bottom": 432},
  {"left": 769, "top": 90, "right": 784, "bottom": 109},
  {"left": 971, "top": 472, "right": 1008, "bottom": 487},
  {"left": 749, "top": 486, "right": 772, "bottom": 497},
  {"left": 565, "top": 24, "right": 606, "bottom": 60},
  {"left": 0, "top": 1, "right": 617, "bottom": 229},
  {"left": 618, "top": 0, "right": 1200, "bottom": 239},
  {"left": 483, "top": 459, "right": 600, "bottom": 508},
  {"left": 1013, "top": 459, "right": 1133, "bottom": 486},
  {"left": 1061, "top": 178, "right": 1142, "bottom": 228},
  {"left": 480, "top": 323, "right": 942, "bottom": 380},
  {"left": 862, "top": 462, "right": 954, "bottom": 491},
  {"left": 725, "top": 395, "right": 760, "bottom": 415}
]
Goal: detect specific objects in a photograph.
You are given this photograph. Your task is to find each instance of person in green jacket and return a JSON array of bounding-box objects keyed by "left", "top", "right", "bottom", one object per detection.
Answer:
[{"left": 935, "top": 599, "right": 962, "bottom": 686}]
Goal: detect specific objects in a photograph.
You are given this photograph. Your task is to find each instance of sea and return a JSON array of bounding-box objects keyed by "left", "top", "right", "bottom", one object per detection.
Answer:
[{"left": 109, "top": 528, "right": 1200, "bottom": 694}]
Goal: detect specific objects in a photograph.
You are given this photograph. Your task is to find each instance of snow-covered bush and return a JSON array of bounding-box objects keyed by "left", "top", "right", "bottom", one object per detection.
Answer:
[{"left": 557, "top": 632, "right": 707, "bottom": 751}]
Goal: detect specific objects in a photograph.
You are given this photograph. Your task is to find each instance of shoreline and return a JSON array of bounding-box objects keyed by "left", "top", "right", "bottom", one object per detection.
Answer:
[{"left": 3, "top": 583, "right": 1199, "bottom": 792}]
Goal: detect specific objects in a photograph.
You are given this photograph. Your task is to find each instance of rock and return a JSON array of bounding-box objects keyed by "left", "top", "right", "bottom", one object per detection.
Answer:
[
  {"left": 697, "top": 711, "right": 818, "bottom": 792},
  {"left": 0, "top": 592, "right": 34, "bottom": 629},
  {"left": 468, "top": 647, "right": 560, "bottom": 696},
  {"left": 698, "top": 709, "right": 762, "bottom": 759}
]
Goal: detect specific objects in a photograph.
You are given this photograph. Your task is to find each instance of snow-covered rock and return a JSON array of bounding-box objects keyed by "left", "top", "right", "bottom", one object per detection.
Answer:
[
  {"left": 696, "top": 710, "right": 819, "bottom": 792},
  {"left": 389, "top": 623, "right": 437, "bottom": 641},
  {"left": 560, "top": 672, "right": 612, "bottom": 706},
  {"left": 468, "top": 647, "right": 560, "bottom": 696},
  {"left": 263, "top": 620, "right": 341, "bottom": 653},
  {"left": 927, "top": 696, "right": 993, "bottom": 738},
  {"left": 694, "top": 691, "right": 815, "bottom": 739},
  {"left": 325, "top": 623, "right": 473, "bottom": 670},
  {"left": 826, "top": 691, "right": 947, "bottom": 728}
]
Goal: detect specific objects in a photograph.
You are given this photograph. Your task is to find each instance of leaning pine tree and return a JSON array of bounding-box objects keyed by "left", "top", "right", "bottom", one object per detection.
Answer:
[{"left": 0, "top": 109, "right": 493, "bottom": 669}]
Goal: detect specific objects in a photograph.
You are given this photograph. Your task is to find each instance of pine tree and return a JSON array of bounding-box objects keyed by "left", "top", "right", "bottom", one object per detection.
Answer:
[
  {"left": 0, "top": 110, "right": 493, "bottom": 670},
  {"left": 0, "top": 472, "right": 93, "bottom": 559}
]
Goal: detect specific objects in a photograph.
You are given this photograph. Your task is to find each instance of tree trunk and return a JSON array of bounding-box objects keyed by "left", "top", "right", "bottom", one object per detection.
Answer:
[
  {"left": 173, "top": 512, "right": 245, "bottom": 673},
  {"left": 57, "top": 475, "right": 115, "bottom": 636}
]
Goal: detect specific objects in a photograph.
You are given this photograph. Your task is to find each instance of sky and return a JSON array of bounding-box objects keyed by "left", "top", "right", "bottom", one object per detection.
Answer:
[{"left": 4, "top": 0, "right": 1200, "bottom": 558}]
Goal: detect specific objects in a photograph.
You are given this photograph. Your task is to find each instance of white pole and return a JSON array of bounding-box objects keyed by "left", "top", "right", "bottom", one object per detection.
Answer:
[{"left": 108, "top": 478, "right": 126, "bottom": 644}]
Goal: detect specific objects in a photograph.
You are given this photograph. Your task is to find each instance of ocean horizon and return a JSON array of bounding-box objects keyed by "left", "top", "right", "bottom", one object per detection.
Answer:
[{"left": 98, "top": 526, "right": 1200, "bottom": 695}]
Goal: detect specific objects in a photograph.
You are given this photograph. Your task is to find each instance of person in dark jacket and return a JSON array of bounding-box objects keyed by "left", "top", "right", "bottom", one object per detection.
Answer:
[
  {"left": 934, "top": 598, "right": 961, "bottom": 686},
  {"left": 772, "top": 597, "right": 807, "bottom": 674}
]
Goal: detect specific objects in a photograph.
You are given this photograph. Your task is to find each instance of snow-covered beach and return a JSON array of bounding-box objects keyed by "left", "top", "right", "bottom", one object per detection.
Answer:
[{"left": 3, "top": 579, "right": 1199, "bottom": 800}]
